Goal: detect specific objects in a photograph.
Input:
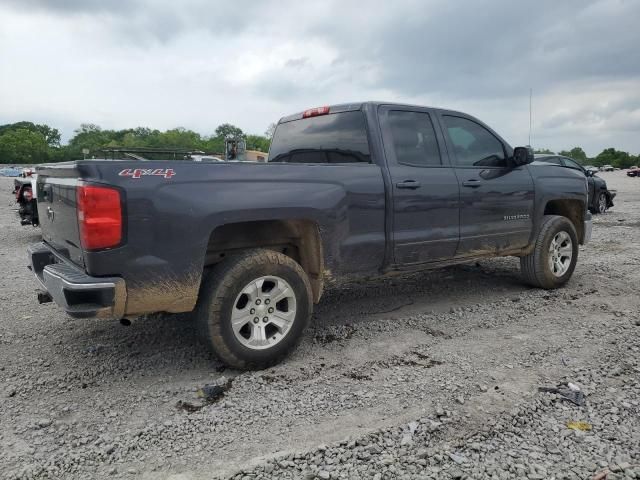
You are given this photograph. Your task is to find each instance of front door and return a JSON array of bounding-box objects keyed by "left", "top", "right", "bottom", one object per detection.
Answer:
[
  {"left": 438, "top": 114, "right": 534, "bottom": 256},
  {"left": 379, "top": 106, "right": 460, "bottom": 265}
]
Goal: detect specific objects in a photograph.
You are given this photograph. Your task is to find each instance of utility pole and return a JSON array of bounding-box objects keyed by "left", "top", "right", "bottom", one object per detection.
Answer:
[{"left": 529, "top": 88, "right": 533, "bottom": 147}]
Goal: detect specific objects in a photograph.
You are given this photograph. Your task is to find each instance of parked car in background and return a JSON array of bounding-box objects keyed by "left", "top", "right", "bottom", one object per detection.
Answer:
[
  {"left": 191, "top": 155, "right": 224, "bottom": 162},
  {"left": 584, "top": 165, "right": 599, "bottom": 175},
  {"left": 602, "top": 165, "right": 615, "bottom": 172},
  {"left": 534, "top": 155, "right": 615, "bottom": 214},
  {"left": 627, "top": 166, "right": 640, "bottom": 177},
  {"left": 0, "top": 167, "right": 22, "bottom": 177}
]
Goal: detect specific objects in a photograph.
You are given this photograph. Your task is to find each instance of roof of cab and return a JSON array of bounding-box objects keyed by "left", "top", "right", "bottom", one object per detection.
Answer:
[{"left": 278, "top": 101, "right": 466, "bottom": 123}]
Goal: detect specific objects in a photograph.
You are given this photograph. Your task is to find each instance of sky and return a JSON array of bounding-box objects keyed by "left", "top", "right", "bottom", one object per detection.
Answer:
[{"left": 0, "top": 0, "right": 639, "bottom": 156}]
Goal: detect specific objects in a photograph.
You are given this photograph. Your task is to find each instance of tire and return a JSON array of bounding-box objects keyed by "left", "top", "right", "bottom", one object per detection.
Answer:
[
  {"left": 195, "top": 249, "right": 313, "bottom": 370},
  {"left": 596, "top": 192, "right": 608, "bottom": 214},
  {"left": 520, "top": 215, "right": 579, "bottom": 289}
]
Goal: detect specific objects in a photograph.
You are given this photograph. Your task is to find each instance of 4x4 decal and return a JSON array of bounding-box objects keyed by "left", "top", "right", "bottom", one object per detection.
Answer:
[{"left": 118, "top": 168, "right": 176, "bottom": 179}]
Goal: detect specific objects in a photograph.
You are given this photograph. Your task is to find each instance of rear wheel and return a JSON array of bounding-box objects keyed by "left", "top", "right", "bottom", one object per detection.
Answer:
[
  {"left": 195, "top": 249, "right": 312, "bottom": 370},
  {"left": 520, "top": 215, "right": 578, "bottom": 289}
]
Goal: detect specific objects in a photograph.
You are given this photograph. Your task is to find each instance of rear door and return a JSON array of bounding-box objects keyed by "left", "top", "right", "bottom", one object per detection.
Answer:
[
  {"left": 437, "top": 113, "right": 534, "bottom": 256},
  {"left": 379, "top": 106, "right": 460, "bottom": 265}
]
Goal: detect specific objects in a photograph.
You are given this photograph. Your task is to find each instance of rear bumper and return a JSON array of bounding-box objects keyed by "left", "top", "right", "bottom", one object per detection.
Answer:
[
  {"left": 582, "top": 213, "right": 592, "bottom": 245},
  {"left": 28, "top": 242, "right": 126, "bottom": 319}
]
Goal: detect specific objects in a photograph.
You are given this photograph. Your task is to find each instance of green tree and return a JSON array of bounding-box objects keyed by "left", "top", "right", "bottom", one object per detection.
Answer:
[
  {"left": 246, "top": 134, "right": 270, "bottom": 153},
  {"left": 214, "top": 123, "right": 243, "bottom": 138},
  {"left": 593, "top": 148, "right": 635, "bottom": 169},
  {"left": 0, "top": 121, "right": 60, "bottom": 148},
  {"left": 34, "top": 124, "right": 61, "bottom": 147},
  {"left": 0, "top": 128, "right": 50, "bottom": 163},
  {"left": 264, "top": 122, "right": 277, "bottom": 139},
  {"left": 558, "top": 147, "right": 588, "bottom": 164},
  {"left": 534, "top": 148, "right": 554, "bottom": 154},
  {"left": 568, "top": 147, "right": 587, "bottom": 163},
  {"left": 67, "top": 123, "right": 111, "bottom": 158}
]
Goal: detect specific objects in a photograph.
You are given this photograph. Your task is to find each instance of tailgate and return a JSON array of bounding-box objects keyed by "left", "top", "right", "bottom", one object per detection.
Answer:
[{"left": 36, "top": 163, "right": 84, "bottom": 267}]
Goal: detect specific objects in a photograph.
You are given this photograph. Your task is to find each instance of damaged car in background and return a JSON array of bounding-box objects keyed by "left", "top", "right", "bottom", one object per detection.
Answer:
[
  {"left": 534, "top": 154, "right": 616, "bottom": 214},
  {"left": 14, "top": 168, "right": 39, "bottom": 226}
]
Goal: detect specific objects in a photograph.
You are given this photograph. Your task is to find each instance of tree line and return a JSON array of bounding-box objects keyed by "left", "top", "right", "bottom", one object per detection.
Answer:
[
  {"left": 0, "top": 121, "right": 274, "bottom": 164},
  {"left": 533, "top": 146, "right": 639, "bottom": 169},
  {"left": 0, "top": 120, "right": 637, "bottom": 168}
]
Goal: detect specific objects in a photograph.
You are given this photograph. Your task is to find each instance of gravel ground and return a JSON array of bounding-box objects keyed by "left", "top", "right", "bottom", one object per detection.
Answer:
[{"left": 0, "top": 172, "right": 638, "bottom": 480}]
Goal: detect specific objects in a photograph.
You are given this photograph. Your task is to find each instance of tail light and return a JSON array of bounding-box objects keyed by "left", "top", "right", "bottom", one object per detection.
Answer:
[
  {"left": 76, "top": 185, "right": 122, "bottom": 250},
  {"left": 302, "top": 106, "right": 330, "bottom": 118},
  {"left": 23, "top": 188, "right": 33, "bottom": 202}
]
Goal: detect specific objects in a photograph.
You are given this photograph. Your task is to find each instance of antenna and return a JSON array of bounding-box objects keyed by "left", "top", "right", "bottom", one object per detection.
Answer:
[{"left": 529, "top": 88, "right": 532, "bottom": 147}]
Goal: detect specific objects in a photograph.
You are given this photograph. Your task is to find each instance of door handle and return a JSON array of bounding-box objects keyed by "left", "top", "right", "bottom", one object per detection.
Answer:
[
  {"left": 462, "top": 179, "right": 481, "bottom": 188},
  {"left": 396, "top": 180, "right": 421, "bottom": 189}
]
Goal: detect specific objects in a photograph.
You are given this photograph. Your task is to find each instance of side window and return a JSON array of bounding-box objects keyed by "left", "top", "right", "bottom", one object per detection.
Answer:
[
  {"left": 388, "top": 111, "right": 441, "bottom": 167},
  {"left": 443, "top": 116, "right": 506, "bottom": 167},
  {"left": 563, "top": 158, "right": 584, "bottom": 171}
]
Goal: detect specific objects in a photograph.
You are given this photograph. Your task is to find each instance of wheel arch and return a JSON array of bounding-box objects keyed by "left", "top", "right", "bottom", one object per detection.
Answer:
[
  {"left": 542, "top": 199, "right": 586, "bottom": 243},
  {"left": 204, "top": 219, "right": 324, "bottom": 303}
]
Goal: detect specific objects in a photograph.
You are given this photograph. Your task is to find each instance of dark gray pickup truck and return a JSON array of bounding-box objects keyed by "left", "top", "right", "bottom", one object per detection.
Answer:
[{"left": 29, "top": 102, "right": 591, "bottom": 369}]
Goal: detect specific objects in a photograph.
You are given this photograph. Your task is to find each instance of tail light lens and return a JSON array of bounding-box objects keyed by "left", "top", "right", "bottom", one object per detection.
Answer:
[
  {"left": 76, "top": 185, "right": 122, "bottom": 250},
  {"left": 23, "top": 188, "right": 33, "bottom": 201}
]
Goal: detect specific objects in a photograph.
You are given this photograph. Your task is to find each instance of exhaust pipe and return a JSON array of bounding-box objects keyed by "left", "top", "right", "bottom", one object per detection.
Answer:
[{"left": 37, "top": 290, "right": 53, "bottom": 304}]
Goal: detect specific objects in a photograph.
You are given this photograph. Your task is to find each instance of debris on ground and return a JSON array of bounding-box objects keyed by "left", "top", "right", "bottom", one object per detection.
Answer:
[
  {"left": 567, "top": 420, "right": 592, "bottom": 431},
  {"left": 197, "top": 376, "right": 232, "bottom": 403},
  {"left": 313, "top": 324, "right": 356, "bottom": 345},
  {"left": 176, "top": 377, "right": 233, "bottom": 413},
  {"left": 176, "top": 400, "right": 205, "bottom": 413},
  {"left": 538, "top": 382, "right": 587, "bottom": 406},
  {"left": 344, "top": 371, "right": 372, "bottom": 381}
]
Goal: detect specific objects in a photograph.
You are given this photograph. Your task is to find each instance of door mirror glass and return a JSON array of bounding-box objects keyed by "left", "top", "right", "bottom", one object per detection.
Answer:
[{"left": 513, "top": 146, "right": 534, "bottom": 166}]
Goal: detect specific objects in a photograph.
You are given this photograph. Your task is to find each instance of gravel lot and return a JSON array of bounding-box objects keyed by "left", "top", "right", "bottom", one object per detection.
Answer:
[{"left": 1, "top": 172, "right": 638, "bottom": 480}]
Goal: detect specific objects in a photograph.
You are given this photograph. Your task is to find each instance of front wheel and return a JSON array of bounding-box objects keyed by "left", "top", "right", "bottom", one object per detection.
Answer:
[
  {"left": 520, "top": 215, "right": 579, "bottom": 289},
  {"left": 596, "top": 192, "right": 608, "bottom": 214},
  {"left": 195, "top": 249, "right": 313, "bottom": 370}
]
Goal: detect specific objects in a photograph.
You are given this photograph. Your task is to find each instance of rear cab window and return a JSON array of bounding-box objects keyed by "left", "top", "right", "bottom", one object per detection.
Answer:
[
  {"left": 538, "top": 156, "right": 562, "bottom": 165},
  {"left": 268, "top": 110, "right": 371, "bottom": 164}
]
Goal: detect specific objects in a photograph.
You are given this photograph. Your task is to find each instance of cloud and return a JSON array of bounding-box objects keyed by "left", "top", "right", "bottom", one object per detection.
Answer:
[{"left": 0, "top": 0, "right": 638, "bottom": 155}]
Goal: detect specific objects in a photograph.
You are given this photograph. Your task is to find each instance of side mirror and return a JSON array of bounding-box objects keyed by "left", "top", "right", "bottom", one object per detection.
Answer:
[{"left": 513, "top": 146, "right": 534, "bottom": 166}]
